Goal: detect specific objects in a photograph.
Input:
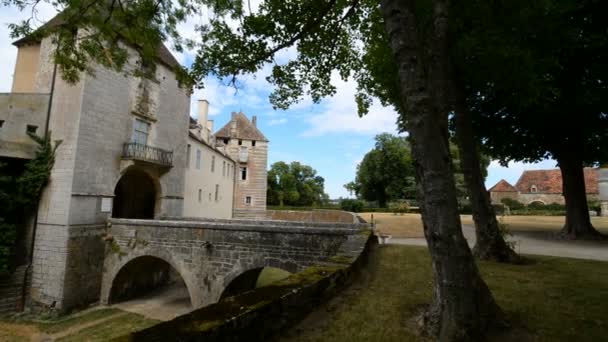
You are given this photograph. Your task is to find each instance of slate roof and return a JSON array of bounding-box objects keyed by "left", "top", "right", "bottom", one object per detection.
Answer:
[
  {"left": 488, "top": 179, "right": 517, "bottom": 192},
  {"left": 514, "top": 168, "right": 598, "bottom": 194},
  {"left": 215, "top": 112, "right": 268, "bottom": 142},
  {"left": 13, "top": 13, "right": 180, "bottom": 69}
]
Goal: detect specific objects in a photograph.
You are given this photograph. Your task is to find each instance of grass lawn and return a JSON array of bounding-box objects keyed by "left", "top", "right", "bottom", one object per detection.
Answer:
[
  {"left": 256, "top": 267, "right": 292, "bottom": 287},
  {"left": 361, "top": 212, "right": 608, "bottom": 238},
  {"left": 0, "top": 308, "right": 159, "bottom": 341},
  {"left": 284, "top": 245, "right": 608, "bottom": 342}
]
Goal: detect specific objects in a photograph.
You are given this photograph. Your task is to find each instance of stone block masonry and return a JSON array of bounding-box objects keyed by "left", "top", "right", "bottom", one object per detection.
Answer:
[{"left": 100, "top": 215, "right": 368, "bottom": 309}]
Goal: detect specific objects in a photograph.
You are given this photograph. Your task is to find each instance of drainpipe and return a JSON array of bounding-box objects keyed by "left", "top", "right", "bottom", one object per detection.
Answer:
[{"left": 21, "top": 48, "right": 59, "bottom": 311}]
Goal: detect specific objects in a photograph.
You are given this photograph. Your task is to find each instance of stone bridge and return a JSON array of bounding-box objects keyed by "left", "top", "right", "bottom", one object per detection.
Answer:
[{"left": 100, "top": 214, "right": 368, "bottom": 309}]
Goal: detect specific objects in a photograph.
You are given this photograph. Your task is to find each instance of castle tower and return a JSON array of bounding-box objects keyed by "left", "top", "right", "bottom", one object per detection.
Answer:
[{"left": 215, "top": 112, "right": 268, "bottom": 218}]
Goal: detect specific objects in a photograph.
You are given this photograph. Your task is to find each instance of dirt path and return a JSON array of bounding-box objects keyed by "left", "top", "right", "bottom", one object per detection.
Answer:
[
  {"left": 112, "top": 283, "right": 192, "bottom": 321},
  {"left": 389, "top": 225, "right": 608, "bottom": 261}
]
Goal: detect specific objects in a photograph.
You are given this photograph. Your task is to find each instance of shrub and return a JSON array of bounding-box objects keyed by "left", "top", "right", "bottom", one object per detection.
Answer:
[
  {"left": 500, "top": 198, "right": 525, "bottom": 210},
  {"left": 388, "top": 200, "right": 409, "bottom": 215},
  {"left": 544, "top": 202, "right": 565, "bottom": 211},
  {"left": 588, "top": 200, "right": 601, "bottom": 213},
  {"left": 340, "top": 199, "right": 365, "bottom": 213},
  {"left": 527, "top": 201, "right": 546, "bottom": 210}
]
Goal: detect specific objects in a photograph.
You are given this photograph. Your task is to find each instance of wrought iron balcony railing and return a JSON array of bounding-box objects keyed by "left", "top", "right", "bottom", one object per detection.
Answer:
[{"left": 122, "top": 142, "right": 173, "bottom": 167}]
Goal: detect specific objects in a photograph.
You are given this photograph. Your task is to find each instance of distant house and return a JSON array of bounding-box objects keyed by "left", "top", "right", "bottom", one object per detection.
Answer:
[{"left": 489, "top": 168, "right": 599, "bottom": 206}]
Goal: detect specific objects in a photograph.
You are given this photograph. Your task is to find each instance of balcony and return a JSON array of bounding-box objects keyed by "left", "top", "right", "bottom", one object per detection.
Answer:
[{"left": 122, "top": 142, "right": 173, "bottom": 167}]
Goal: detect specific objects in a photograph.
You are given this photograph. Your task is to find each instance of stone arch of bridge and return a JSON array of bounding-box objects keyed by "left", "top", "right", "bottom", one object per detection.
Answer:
[
  {"left": 102, "top": 249, "right": 200, "bottom": 308},
  {"left": 218, "top": 258, "right": 299, "bottom": 301}
]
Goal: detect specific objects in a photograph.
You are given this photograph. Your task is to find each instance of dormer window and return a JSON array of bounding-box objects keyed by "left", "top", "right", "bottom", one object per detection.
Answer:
[{"left": 530, "top": 185, "right": 537, "bottom": 193}]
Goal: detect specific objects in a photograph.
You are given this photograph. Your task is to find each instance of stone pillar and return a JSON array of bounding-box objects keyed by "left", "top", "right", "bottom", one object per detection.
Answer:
[{"left": 600, "top": 166, "right": 608, "bottom": 217}]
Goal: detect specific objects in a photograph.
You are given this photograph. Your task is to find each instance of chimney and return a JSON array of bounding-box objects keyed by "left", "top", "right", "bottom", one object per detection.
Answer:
[
  {"left": 231, "top": 112, "right": 237, "bottom": 120},
  {"left": 252, "top": 116, "right": 257, "bottom": 127},
  {"left": 207, "top": 119, "right": 214, "bottom": 132},
  {"left": 197, "top": 99, "right": 209, "bottom": 128}
]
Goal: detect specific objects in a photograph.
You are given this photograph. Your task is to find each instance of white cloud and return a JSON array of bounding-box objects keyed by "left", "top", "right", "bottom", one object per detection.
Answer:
[
  {"left": 301, "top": 75, "right": 399, "bottom": 137},
  {"left": 267, "top": 118, "right": 287, "bottom": 126}
]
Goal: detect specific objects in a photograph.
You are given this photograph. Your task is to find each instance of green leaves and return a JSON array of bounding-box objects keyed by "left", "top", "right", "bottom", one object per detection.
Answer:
[
  {"left": 267, "top": 161, "right": 329, "bottom": 206},
  {"left": 0, "top": 133, "right": 60, "bottom": 275}
]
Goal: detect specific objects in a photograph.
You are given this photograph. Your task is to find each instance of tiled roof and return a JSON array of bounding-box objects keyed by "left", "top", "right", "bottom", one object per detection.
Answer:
[
  {"left": 488, "top": 179, "right": 517, "bottom": 192},
  {"left": 215, "top": 112, "right": 268, "bottom": 142},
  {"left": 13, "top": 14, "right": 180, "bottom": 69},
  {"left": 514, "top": 168, "right": 598, "bottom": 194}
]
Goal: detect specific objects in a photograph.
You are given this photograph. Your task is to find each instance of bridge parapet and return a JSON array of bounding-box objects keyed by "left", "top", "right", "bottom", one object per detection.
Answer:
[{"left": 101, "top": 214, "right": 369, "bottom": 309}]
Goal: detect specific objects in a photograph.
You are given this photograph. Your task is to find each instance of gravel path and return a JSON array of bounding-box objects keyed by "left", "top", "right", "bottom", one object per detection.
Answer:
[{"left": 387, "top": 225, "right": 608, "bottom": 262}]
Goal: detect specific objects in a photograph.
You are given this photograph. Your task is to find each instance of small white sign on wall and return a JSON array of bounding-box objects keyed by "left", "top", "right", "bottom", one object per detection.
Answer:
[{"left": 101, "top": 197, "right": 113, "bottom": 213}]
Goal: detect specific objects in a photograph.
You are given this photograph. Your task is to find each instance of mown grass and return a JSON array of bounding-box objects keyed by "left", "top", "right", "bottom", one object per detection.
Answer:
[
  {"left": 256, "top": 267, "right": 292, "bottom": 287},
  {"left": 0, "top": 308, "right": 158, "bottom": 341},
  {"left": 360, "top": 212, "right": 608, "bottom": 238},
  {"left": 285, "top": 245, "right": 608, "bottom": 342},
  {"left": 56, "top": 312, "right": 159, "bottom": 342}
]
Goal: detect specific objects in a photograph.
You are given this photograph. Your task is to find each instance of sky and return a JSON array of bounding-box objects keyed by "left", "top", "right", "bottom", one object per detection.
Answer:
[{"left": 0, "top": 5, "right": 558, "bottom": 198}]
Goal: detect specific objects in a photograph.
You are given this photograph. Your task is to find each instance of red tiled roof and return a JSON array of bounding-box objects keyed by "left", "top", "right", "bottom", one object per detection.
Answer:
[
  {"left": 514, "top": 168, "right": 598, "bottom": 194},
  {"left": 488, "top": 179, "right": 517, "bottom": 192}
]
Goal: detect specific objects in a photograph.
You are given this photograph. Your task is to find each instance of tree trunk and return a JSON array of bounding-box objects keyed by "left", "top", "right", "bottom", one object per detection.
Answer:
[
  {"left": 557, "top": 153, "right": 602, "bottom": 239},
  {"left": 454, "top": 98, "right": 519, "bottom": 263},
  {"left": 380, "top": 0, "right": 504, "bottom": 340}
]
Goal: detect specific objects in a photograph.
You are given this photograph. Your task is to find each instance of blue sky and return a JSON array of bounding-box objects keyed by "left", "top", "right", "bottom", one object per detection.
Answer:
[{"left": 0, "top": 5, "right": 558, "bottom": 198}]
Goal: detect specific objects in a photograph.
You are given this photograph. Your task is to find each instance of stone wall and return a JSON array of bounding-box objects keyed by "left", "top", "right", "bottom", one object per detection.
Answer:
[
  {"left": 0, "top": 93, "right": 49, "bottom": 159},
  {"left": 100, "top": 216, "right": 368, "bottom": 309},
  {"left": 266, "top": 210, "right": 357, "bottom": 223},
  {"left": 224, "top": 138, "right": 268, "bottom": 219},
  {"left": 119, "top": 222, "right": 374, "bottom": 341}
]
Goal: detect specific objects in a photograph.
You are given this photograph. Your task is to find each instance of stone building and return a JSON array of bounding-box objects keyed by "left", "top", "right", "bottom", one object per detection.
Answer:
[
  {"left": 1, "top": 18, "right": 190, "bottom": 311},
  {"left": 489, "top": 168, "right": 599, "bottom": 206},
  {"left": 215, "top": 112, "right": 269, "bottom": 219},
  {"left": 183, "top": 100, "right": 236, "bottom": 219},
  {"left": 0, "top": 15, "right": 270, "bottom": 312}
]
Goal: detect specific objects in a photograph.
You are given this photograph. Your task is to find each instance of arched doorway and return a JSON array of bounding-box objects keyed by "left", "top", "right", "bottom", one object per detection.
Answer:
[
  {"left": 109, "top": 256, "right": 192, "bottom": 320},
  {"left": 220, "top": 267, "right": 292, "bottom": 300},
  {"left": 112, "top": 168, "right": 157, "bottom": 219}
]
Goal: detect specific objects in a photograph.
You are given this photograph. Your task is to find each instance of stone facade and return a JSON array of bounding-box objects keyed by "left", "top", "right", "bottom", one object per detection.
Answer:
[
  {"left": 215, "top": 113, "right": 269, "bottom": 219},
  {"left": 100, "top": 215, "right": 366, "bottom": 308},
  {"left": 5, "top": 31, "right": 190, "bottom": 311},
  {"left": 600, "top": 167, "right": 608, "bottom": 217},
  {"left": 489, "top": 168, "right": 600, "bottom": 206},
  {"left": 183, "top": 102, "right": 236, "bottom": 219},
  {"left": 0, "top": 93, "right": 49, "bottom": 159}
]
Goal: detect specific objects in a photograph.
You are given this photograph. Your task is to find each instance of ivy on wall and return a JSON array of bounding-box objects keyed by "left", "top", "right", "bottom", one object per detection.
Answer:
[{"left": 0, "top": 133, "right": 61, "bottom": 275}]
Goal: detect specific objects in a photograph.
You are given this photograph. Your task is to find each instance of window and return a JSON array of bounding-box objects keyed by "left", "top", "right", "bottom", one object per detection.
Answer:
[
  {"left": 223, "top": 138, "right": 229, "bottom": 144},
  {"left": 215, "top": 184, "right": 219, "bottom": 201},
  {"left": 240, "top": 167, "right": 247, "bottom": 180},
  {"left": 0, "top": 120, "right": 4, "bottom": 128},
  {"left": 211, "top": 156, "right": 215, "bottom": 172},
  {"left": 238, "top": 139, "right": 243, "bottom": 145},
  {"left": 245, "top": 196, "right": 252, "bottom": 205},
  {"left": 196, "top": 150, "right": 201, "bottom": 169},
  {"left": 198, "top": 189, "right": 202, "bottom": 202},
  {"left": 26, "top": 125, "right": 38, "bottom": 134},
  {"left": 530, "top": 185, "right": 538, "bottom": 193},
  {"left": 186, "top": 144, "right": 191, "bottom": 168},
  {"left": 208, "top": 193, "right": 212, "bottom": 201},
  {"left": 132, "top": 119, "right": 149, "bottom": 145},
  {"left": 252, "top": 140, "right": 256, "bottom": 147},
  {"left": 222, "top": 161, "right": 226, "bottom": 176}
]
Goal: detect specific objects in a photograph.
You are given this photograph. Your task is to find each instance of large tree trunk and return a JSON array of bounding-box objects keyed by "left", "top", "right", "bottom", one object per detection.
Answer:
[
  {"left": 454, "top": 98, "right": 519, "bottom": 263},
  {"left": 380, "top": 0, "right": 504, "bottom": 340},
  {"left": 557, "top": 153, "right": 602, "bottom": 239}
]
